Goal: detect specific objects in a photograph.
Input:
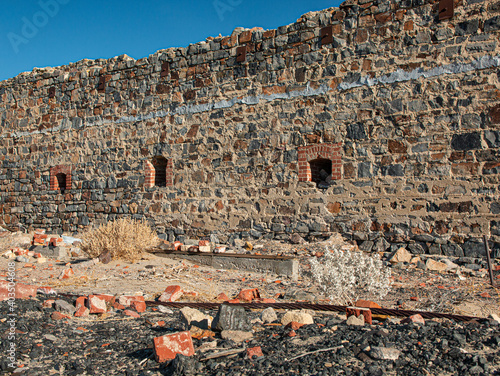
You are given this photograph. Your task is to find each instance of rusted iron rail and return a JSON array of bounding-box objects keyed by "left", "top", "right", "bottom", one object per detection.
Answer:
[
  {"left": 145, "top": 301, "right": 479, "bottom": 322},
  {"left": 56, "top": 295, "right": 480, "bottom": 322}
]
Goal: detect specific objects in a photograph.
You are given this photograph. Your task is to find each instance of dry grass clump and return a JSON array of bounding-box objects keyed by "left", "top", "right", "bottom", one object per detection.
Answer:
[{"left": 80, "top": 218, "right": 159, "bottom": 262}]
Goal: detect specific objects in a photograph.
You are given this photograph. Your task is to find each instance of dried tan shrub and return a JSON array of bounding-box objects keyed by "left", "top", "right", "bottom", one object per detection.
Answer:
[{"left": 80, "top": 218, "right": 159, "bottom": 262}]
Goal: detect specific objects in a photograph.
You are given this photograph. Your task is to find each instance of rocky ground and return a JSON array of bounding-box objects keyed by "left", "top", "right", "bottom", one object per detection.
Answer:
[{"left": 0, "top": 229, "right": 499, "bottom": 375}]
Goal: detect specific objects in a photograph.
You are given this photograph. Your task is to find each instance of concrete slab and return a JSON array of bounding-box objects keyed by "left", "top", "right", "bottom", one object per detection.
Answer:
[{"left": 152, "top": 251, "right": 299, "bottom": 281}]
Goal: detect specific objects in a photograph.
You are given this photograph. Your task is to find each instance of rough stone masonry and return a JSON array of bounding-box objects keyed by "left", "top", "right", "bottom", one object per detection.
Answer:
[{"left": 1, "top": 0, "right": 500, "bottom": 258}]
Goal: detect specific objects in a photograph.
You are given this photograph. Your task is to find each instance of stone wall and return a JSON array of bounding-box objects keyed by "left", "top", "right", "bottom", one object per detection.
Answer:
[{"left": 1, "top": 0, "right": 500, "bottom": 258}]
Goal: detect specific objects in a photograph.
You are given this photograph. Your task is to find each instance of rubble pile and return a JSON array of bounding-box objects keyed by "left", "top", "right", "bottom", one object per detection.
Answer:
[{"left": 0, "top": 229, "right": 499, "bottom": 375}]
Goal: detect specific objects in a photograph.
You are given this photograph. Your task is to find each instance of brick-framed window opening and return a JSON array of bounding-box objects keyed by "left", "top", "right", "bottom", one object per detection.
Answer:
[
  {"left": 298, "top": 143, "right": 341, "bottom": 185},
  {"left": 50, "top": 165, "right": 72, "bottom": 193},
  {"left": 144, "top": 157, "right": 173, "bottom": 188}
]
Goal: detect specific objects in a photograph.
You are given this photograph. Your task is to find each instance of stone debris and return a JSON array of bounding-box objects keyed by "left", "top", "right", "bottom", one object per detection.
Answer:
[
  {"left": 281, "top": 309, "right": 314, "bottom": 326},
  {"left": 346, "top": 314, "right": 365, "bottom": 326},
  {"left": 346, "top": 306, "right": 372, "bottom": 325},
  {"left": 261, "top": 307, "right": 278, "bottom": 324},
  {"left": 220, "top": 330, "right": 254, "bottom": 343},
  {"left": 370, "top": 346, "right": 401, "bottom": 361},
  {"left": 212, "top": 304, "right": 250, "bottom": 332},
  {"left": 426, "top": 259, "right": 449, "bottom": 272},
  {"left": 180, "top": 307, "right": 213, "bottom": 330},
  {"left": 388, "top": 247, "right": 412, "bottom": 264}
]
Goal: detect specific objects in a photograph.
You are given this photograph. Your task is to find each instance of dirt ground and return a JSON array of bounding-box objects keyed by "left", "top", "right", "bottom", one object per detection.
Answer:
[{"left": 1, "top": 230, "right": 499, "bottom": 319}]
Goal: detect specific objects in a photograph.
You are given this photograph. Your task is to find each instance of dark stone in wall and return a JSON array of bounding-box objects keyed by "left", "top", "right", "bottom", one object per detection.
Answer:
[
  {"left": 442, "top": 244, "right": 464, "bottom": 257},
  {"left": 451, "top": 132, "right": 482, "bottom": 151},
  {"left": 456, "top": 19, "right": 480, "bottom": 36},
  {"left": 484, "top": 15, "right": 500, "bottom": 32},
  {"left": 346, "top": 123, "right": 367, "bottom": 140},
  {"left": 462, "top": 240, "right": 486, "bottom": 258}
]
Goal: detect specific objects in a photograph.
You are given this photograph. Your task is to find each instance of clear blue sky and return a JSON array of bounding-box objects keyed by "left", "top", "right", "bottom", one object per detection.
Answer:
[{"left": 0, "top": 0, "right": 341, "bottom": 82}]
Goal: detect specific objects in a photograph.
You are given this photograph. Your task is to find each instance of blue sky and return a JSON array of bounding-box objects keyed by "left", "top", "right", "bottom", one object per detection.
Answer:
[{"left": 0, "top": 0, "right": 342, "bottom": 82}]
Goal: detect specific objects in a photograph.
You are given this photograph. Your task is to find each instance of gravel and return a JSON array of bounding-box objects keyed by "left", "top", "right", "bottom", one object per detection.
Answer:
[{"left": 1, "top": 297, "right": 499, "bottom": 376}]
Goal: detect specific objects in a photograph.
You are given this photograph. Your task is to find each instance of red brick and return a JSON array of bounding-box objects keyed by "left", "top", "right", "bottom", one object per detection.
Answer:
[
  {"left": 401, "top": 314, "right": 425, "bottom": 325},
  {"left": 51, "top": 311, "right": 71, "bottom": 320},
  {"left": 217, "top": 293, "right": 229, "bottom": 301},
  {"left": 159, "top": 286, "right": 183, "bottom": 302},
  {"left": 113, "top": 302, "right": 126, "bottom": 310},
  {"left": 238, "top": 288, "right": 260, "bottom": 302},
  {"left": 87, "top": 295, "right": 107, "bottom": 314},
  {"left": 355, "top": 299, "right": 381, "bottom": 309},
  {"left": 42, "top": 299, "right": 55, "bottom": 308},
  {"left": 74, "top": 306, "right": 90, "bottom": 317},
  {"left": 130, "top": 299, "right": 146, "bottom": 313},
  {"left": 286, "top": 321, "right": 305, "bottom": 330},
  {"left": 173, "top": 241, "right": 182, "bottom": 251},
  {"left": 11, "top": 283, "right": 38, "bottom": 300},
  {"left": 59, "top": 268, "right": 74, "bottom": 280},
  {"left": 154, "top": 331, "right": 194, "bottom": 363},
  {"left": 346, "top": 307, "right": 372, "bottom": 325},
  {"left": 117, "top": 295, "right": 146, "bottom": 312},
  {"left": 96, "top": 294, "right": 116, "bottom": 305},
  {"left": 123, "top": 309, "right": 140, "bottom": 318},
  {"left": 247, "top": 346, "right": 264, "bottom": 359},
  {"left": 75, "top": 296, "right": 87, "bottom": 309}
]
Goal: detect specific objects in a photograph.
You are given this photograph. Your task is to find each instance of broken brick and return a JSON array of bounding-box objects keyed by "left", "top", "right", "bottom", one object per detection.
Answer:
[
  {"left": 247, "top": 346, "right": 264, "bottom": 359},
  {"left": 401, "top": 314, "right": 425, "bottom": 325},
  {"left": 159, "top": 285, "right": 183, "bottom": 302},
  {"left": 123, "top": 309, "right": 140, "bottom": 318},
  {"left": 51, "top": 311, "right": 71, "bottom": 320},
  {"left": 346, "top": 307, "right": 372, "bottom": 325},
  {"left": 217, "top": 293, "right": 229, "bottom": 301},
  {"left": 113, "top": 302, "right": 126, "bottom": 310},
  {"left": 355, "top": 299, "right": 381, "bottom": 309},
  {"left": 87, "top": 295, "right": 107, "bottom": 314},
  {"left": 285, "top": 321, "right": 305, "bottom": 330},
  {"left": 42, "top": 299, "right": 55, "bottom": 308},
  {"left": 154, "top": 331, "right": 194, "bottom": 363},
  {"left": 238, "top": 288, "right": 260, "bottom": 302},
  {"left": 117, "top": 295, "right": 146, "bottom": 312},
  {"left": 59, "top": 268, "right": 74, "bottom": 280},
  {"left": 75, "top": 296, "right": 87, "bottom": 309},
  {"left": 74, "top": 306, "right": 90, "bottom": 317}
]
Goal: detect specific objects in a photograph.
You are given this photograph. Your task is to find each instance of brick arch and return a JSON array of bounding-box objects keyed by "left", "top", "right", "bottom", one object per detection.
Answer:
[
  {"left": 144, "top": 157, "right": 173, "bottom": 188},
  {"left": 50, "top": 165, "right": 72, "bottom": 191},
  {"left": 298, "top": 143, "right": 342, "bottom": 182}
]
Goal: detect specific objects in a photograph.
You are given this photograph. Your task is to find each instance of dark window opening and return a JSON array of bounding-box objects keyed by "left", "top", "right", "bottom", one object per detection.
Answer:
[
  {"left": 153, "top": 156, "right": 167, "bottom": 187},
  {"left": 56, "top": 173, "right": 67, "bottom": 192},
  {"left": 310, "top": 158, "right": 332, "bottom": 187}
]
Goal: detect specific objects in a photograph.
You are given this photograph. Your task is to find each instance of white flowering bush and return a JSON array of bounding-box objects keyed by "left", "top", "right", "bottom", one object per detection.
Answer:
[{"left": 309, "top": 247, "right": 391, "bottom": 305}]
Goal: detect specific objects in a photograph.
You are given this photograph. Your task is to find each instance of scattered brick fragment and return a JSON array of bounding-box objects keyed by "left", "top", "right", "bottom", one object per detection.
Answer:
[
  {"left": 51, "top": 311, "right": 71, "bottom": 320},
  {"left": 87, "top": 295, "right": 107, "bottom": 314},
  {"left": 401, "top": 314, "right": 425, "bottom": 325},
  {"left": 217, "top": 293, "right": 229, "bottom": 301},
  {"left": 247, "top": 346, "right": 264, "bottom": 359},
  {"left": 123, "top": 310, "right": 140, "bottom": 318},
  {"left": 154, "top": 331, "right": 194, "bottom": 363},
  {"left": 159, "top": 285, "right": 183, "bottom": 302},
  {"left": 59, "top": 268, "right": 74, "bottom": 280},
  {"left": 238, "top": 288, "right": 260, "bottom": 302},
  {"left": 346, "top": 307, "right": 372, "bottom": 325}
]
